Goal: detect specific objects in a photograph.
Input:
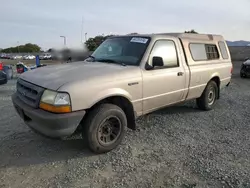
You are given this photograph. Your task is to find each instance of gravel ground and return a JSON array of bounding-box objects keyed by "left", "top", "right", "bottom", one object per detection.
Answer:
[{"left": 0, "top": 61, "right": 250, "bottom": 188}]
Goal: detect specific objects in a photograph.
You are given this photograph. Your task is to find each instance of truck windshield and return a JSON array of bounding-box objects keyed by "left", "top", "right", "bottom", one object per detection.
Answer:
[{"left": 90, "top": 36, "right": 151, "bottom": 66}]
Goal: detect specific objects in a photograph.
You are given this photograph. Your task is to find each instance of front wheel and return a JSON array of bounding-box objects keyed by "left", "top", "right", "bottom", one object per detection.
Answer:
[
  {"left": 240, "top": 73, "right": 246, "bottom": 78},
  {"left": 196, "top": 80, "right": 218, "bottom": 111},
  {"left": 82, "top": 104, "right": 127, "bottom": 154}
]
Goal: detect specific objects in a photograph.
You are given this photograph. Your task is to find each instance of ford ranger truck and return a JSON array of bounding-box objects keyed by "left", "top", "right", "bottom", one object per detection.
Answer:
[{"left": 12, "top": 33, "right": 232, "bottom": 153}]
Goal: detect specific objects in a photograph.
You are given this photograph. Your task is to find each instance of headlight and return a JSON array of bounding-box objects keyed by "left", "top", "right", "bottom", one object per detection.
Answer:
[{"left": 39, "top": 90, "right": 71, "bottom": 113}]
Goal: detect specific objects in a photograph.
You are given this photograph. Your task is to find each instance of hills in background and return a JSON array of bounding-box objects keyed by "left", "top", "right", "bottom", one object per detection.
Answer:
[{"left": 226, "top": 40, "right": 250, "bottom": 47}]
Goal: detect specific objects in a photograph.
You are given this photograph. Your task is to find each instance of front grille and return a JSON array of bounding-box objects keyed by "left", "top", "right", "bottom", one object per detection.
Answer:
[{"left": 16, "top": 79, "right": 45, "bottom": 108}]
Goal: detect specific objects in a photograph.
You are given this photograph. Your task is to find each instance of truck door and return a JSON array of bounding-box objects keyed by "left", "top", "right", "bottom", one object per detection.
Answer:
[{"left": 142, "top": 39, "right": 187, "bottom": 114}]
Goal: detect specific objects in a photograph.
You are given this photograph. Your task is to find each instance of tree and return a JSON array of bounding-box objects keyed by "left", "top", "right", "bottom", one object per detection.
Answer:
[
  {"left": 127, "top": 32, "right": 139, "bottom": 35},
  {"left": 1, "top": 43, "right": 41, "bottom": 53},
  {"left": 184, "top": 29, "right": 198, "bottom": 34},
  {"left": 85, "top": 35, "right": 114, "bottom": 51}
]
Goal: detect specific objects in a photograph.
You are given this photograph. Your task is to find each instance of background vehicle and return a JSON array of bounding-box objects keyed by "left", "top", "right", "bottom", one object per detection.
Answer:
[
  {"left": 10, "top": 55, "right": 23, "bottom": 60},
  {"left": 0, "top": 53, "right": 7, "bottom": 59},
  {"left": 22, "top": 55, "right": 28, "bottom": 60},
  {"left": 12, "top": 33, "right": 232, "bottom": 154},
  {"left": 39, "top": 54, "right": 46, "bottom": 60},
  {"left": 0, "top": 62, "right": 7, "bottom": 85},
  {"left": 23, "top": 55, "right": 35, "bottom": 60},
  {"left": 39, "top": 53, "right": 52, "bottom": 60},
  {"left": 1, "top": 54, "right": 12, "bottom": 59},
  {"left": 240, "top": 58, "right": 250, "bottom": 78}
]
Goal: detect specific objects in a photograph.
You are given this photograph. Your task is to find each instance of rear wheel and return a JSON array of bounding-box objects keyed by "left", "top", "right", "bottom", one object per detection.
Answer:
[
  {"left": 196, "top": 80, "right": 218, "bottom": 111},
  {"left": 82, "top": 104, "right": 127, "bottom": 154}
]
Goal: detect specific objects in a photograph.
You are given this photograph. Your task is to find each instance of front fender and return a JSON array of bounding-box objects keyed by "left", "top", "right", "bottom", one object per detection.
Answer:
[{"left": 88, "top": 88, "right": 132, "bottom": 108}]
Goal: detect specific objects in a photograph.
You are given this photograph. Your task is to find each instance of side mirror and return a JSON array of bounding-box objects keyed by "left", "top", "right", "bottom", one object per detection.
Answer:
[{"left": 152, "top": 56, "right": 164, "bottom": 67}]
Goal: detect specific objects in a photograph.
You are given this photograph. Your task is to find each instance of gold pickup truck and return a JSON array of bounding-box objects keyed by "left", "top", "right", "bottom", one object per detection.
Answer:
[{"left": 12, "top": 33, "right": 232, "bottom": 153}]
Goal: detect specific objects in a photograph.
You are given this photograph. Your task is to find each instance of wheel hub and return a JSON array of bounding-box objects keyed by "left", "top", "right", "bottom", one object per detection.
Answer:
[
  {"left": 98, "top": 116, "right": 121, "bottom": 146},
  {"left": 208, "top": 87, "right": 215, "bottom": 105},
  {"left": 102, "top": 124, "right": 112, "bottom": 135}
]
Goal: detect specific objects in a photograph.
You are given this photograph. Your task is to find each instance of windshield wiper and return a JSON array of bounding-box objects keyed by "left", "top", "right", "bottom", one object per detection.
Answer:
[
  {"left": 89, "top": 55, "right": 95, "bottom": 59},
  {"left": 97, "top": 59, "right": 126, "bottom": 66},
  {"left": 87, "top": 55, "right": 95, "bottom": 61},
  {"left": 85, "top": 55, "right": 96, "bottom": 62}
]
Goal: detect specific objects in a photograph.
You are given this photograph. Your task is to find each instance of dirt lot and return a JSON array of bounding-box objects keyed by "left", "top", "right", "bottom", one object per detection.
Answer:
[{"left": 0, "top": 61, "right": 250, "bottom": 188}]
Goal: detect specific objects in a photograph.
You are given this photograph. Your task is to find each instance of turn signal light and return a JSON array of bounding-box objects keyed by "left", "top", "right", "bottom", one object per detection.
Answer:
[{"left": 39, "top": 102, "right": 71, "bottom": 113}]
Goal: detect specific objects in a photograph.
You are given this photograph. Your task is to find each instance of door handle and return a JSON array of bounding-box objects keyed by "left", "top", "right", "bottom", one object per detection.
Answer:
[{"left": 177, "top": 72, "right": 184, "bottom": 76}]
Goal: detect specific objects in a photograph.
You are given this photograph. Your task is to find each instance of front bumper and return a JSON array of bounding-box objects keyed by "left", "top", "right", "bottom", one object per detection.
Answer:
[
  {"left": 241, "top": 69, "right": 250, "bottom": 76},
  {"left": 11, "top": 93, "right": 86, "bottom": 138},
  {"left": 0, "top": 71, "right": 7, "bottom": 85}
]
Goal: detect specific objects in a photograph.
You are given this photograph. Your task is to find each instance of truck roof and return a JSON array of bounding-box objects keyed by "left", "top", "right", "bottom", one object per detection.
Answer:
[{"left": 119, "top": 33, "right": 225, "bottom": 42}]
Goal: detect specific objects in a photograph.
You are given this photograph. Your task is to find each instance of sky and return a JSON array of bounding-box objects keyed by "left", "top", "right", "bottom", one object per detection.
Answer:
[{"left": 1, "top": 0, "right": 250, "bottom": 50}]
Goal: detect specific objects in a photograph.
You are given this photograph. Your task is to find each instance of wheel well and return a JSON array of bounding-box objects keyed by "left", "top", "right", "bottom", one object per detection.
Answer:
[
  {"left": 210, "top": 76, "right": 220, "bottom": 99},
  {"left": 87, "top": 96, "right": 136, "bottom": 130}
]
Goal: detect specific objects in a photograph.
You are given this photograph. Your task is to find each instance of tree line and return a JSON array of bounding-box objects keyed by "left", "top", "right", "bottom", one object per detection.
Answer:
[
  {"left": 0, "top": 43, "right": 41, "bottom": 53},
  {"left": 84, "top": 30, "right": 198, "bottom": 51},
  {"left": 0, "top": 30, "right": 198, "bottom": 53}
]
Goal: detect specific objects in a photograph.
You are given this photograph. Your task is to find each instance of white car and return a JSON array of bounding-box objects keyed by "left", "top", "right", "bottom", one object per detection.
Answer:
[
  {"left": 23, "top": 55, "right": 35, "bottom": 60},
  {"left": 45, "top": 54, "right": 52, "bottom": 59},
  {"left": 39, "top": 54, "right": 51, "bottom": 60},
  {"left": 12, "top": 55, "right": 23, "bottom": 60}
]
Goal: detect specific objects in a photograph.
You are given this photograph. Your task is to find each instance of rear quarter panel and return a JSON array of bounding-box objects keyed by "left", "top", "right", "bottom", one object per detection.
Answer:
[{"left": 181, "top": 38, "right": 232, "bottom": 100}]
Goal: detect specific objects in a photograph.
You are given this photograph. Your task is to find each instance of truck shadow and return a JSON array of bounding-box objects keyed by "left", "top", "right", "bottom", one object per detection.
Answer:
[
  {"left": 0, "top": 102, "right": 200, "bottom": 169},
  {"left": 154, "top": 104, "right": 200, "bottom": 115},
  {"left": 149, "top": 101, "right": 201, "bottom": 116},
  {"left": 0, "top": 131, "right": 94, "bottom": 168}
]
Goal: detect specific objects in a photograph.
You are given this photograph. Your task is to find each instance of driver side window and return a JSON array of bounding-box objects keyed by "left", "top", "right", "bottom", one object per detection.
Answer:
[{"left": 149, "top": 40, "right": 179, "bottom": 68}]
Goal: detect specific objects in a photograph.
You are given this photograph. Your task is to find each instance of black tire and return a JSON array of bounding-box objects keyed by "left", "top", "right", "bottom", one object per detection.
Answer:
[
  {"left": 82, "top": 104, "right": 127, "bottom": 154},
  {"left": 196, "top": 80, "right": 218, "bottom": 111},
  {"left": 240, "top": 73, "right": 245, "bottom": 78}
]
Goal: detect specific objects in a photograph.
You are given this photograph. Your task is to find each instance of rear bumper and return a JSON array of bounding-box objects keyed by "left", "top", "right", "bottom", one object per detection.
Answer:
[{"left": 12, "top": 93, "right": 86, "bottom": 138}]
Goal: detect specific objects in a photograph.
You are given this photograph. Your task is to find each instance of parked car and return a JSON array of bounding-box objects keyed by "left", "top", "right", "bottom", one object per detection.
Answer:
[
  {"left": 23, "top": 55, "right": 35, "bottom": 60},
  {"left": 5, "top": 54, "right": 11, "bottom": 59},
  {"left": 0, "top": 71, "right": 7, "bottom": 85},
  {"left": 12, "top": 33, "right": 232, "bottom": 153},
  {"left": 22, "top": 55, "right": 28, "bottom": 60},
  {"left": 39, "top": 54, "right": 51, "bottom": 60},
  {"left": 0, "top": 62, "right": 7, "bottom": 85},
  {"left": 39, "top": 54, "right": 46, "bottom": 60},
  {"left": 0, "top": 53, "right": 7, "bottom": 59},
  {"left": 10, "top": 55, "right": 16, "bottom": 60},
  {"left": 10, "top": 55, "right": 23, "bottom": 60},
  {"left": 240, "top": 58, "right": 250, "bottom": 78},
  {"left": 45, "top": 54, "right": 52, "bottom": 60}
]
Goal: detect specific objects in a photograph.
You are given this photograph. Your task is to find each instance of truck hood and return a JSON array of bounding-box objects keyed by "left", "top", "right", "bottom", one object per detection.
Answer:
[{"left": 20, "top": 61, "right": 141, "bottom": 90}]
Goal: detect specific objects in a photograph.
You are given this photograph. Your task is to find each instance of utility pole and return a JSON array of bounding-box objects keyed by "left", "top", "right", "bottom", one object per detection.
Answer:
[
  {"left": 85, "top": 33, "right": 88, "bottom": 42},
  {"left": 81, "top": 16, "right": 84, "bottom": 44},
  {"left": 17, "top": 41, "right": 20, "bottom": 53},
  {"left": 60, "top": 36, "right": 66, "bottom": 46}
]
